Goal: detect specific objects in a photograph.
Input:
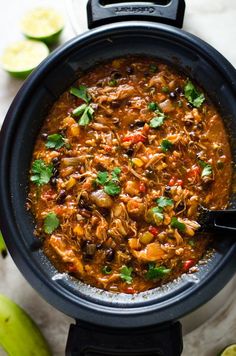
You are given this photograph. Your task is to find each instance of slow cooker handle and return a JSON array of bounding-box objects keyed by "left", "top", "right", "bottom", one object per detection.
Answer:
[
  {"left": 87, "top": 0, "right": 185, "bottom": 29},
  {"left": 66, "top": 320, "right": 183, "bottom": 355}
]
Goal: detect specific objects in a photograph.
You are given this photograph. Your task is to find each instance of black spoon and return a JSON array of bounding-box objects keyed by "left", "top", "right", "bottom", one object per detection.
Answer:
[{"left": 198, "top": 207, "right": 236, "bottom": 232}]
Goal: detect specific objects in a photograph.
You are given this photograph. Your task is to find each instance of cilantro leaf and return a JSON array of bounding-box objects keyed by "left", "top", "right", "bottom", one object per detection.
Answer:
[
  {"left": 201, "top": 164, "right": 212, "bottom": 177},
  {"left": 171, "top": 217, "right": 186, "bottom": 232},
  {"left": 150, "top": 114, "right": 165, "bottom": 128},
  {"left": 146, "top": 206, "right": 164, "bottom": 226},
  {"left": 146, "top": 263, "right": 171, "bottom": 280},
  {"left": 111, "top": 167, "right": 121, "bottom": 180},
  {"left": 72, "top": 103, "right": 87, "bottom": 117},
  {"left": 161, "top": 139, "right": 173, "bottom": 152},
  {"left": 43, "top": 212, "right": 60, "bottom": 234},
  {"left": 148, "top": 102, "right": 158, "bottom": 111},
  {"left": 30, "top": 159, "right": 53, "bottom": 186},
  {"left": 45, "top": 134, "right": 65, "bottom": 150},
  {"left": 149, "top": 64, "right": 158, "bottom": 73},
  {"left": 156, "top": 196, "right": 173, "bottom": 208},
  {"left": 102, "top": 266, "right": 112, "bottom": 275},
  {"left": 184, "top": 81, "right": 205, "bottom": 108},
  {"left": 120, "top": 265, "right": 133, "bottom": 284},
  {"left": 104, "top": 180, "right": 121, "bottom": 196},
  {"left": 96, "top": 171, "right": 109, "bottom": 185},
  {"left": 70, "top": 86, "right": 91, "bottom": 103},
  {"left": 108, "top": 79, "right": 118, "bottom": 87}
]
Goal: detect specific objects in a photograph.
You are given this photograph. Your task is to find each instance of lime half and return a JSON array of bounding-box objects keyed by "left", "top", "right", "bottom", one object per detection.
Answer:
[
  {"left": 219, "top": 344, "right": 236, "bottom": 356},
  {"left": 21, "top": 7, "right": 64, "bottom": 45},
  {"left": 1, "top": 40, "right": 49, "bottom": 79}
]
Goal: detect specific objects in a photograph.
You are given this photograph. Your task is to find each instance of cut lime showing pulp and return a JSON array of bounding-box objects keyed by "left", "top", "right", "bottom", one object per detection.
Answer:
[
  {"left": 1, "top": 40, "right": 49, "bottom": 79},
  {"left": 219, "top": 344, "right": 236, "bottom": 356},
  {"left": 21, "top": 7, "right": 64, "bottom": 45}
]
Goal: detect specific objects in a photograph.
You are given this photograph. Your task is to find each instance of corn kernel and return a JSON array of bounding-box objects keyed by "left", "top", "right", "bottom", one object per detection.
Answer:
[
  {"left": 66, "top": 177, "right": 76, "bottom": 190},
  {"left": 73, "top": 225, "right": 84, "bottom": 236},
  {"left": 139, "top": 231, "right": 154, "bottom": 244},
  {"left": 132, "top": 158, "right": 144, "bottom": 167}
]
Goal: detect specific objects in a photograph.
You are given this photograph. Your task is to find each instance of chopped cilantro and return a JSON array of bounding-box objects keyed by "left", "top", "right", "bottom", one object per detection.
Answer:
[
  {"left": 70, "top": 85, "right": 91, "bottom": 104},
  {"left": 149, "top": 64, "right": 158, "bottom": 73},
  {"left": 111, "top": 167, "right": 121, "bottom": 180},
  {"left": 45, "top": 134, "right": 65, "bottom": 150},
  {"left": 96, "top": 171, "right": 109, "bottom": 185},
  {"left": 72, "top": 103, "right": 88, "bottom": 117},
  {"left": 150, "top": 206, "right": 164, "bottom": 225},
  {"left": 102, "top": 266, "right": 112, "bottom": 275},
  {"left": 156, "top": 196, "right": 173, "bottom": 208},
  {"left": 201, "top": 164, "right": 212, "bottom": 177},
  {"left": 150, "top": 114, "right": 165, "bottom": 128},
  {"left": 161, "top": 86, "right": 169, "bottom": 93},
  {"left": 148, "top": 102, "right": 158, "bottom": 111},
  {"left": 78, "top": 105, "right": 94, "bottom": 126},
  {"left": 108, "top": 79, "right": 118, "bottom": 87},
  {"left": 43, "top": 212, "right": 60, "bottom": 234},
  {"left": 184, "top": 81, "right": 205, "bottom": 108},
  {"left": 171, "top": 217, "right": 186, "bottom": 232},
  {"left": 146, "top": 263, "right": 171, "bottom": 280},
  {"left": 161, "top": 139, "right": 173, "bottom": 152},
  {"left": 30, "top": 159, "right": 53, "bottom": 186},
  {"left": 104, "top": 180, "right": 121, "bottom": 196},
  {"left": 120, "top": 265, "right": 133, "bottom": 284}
]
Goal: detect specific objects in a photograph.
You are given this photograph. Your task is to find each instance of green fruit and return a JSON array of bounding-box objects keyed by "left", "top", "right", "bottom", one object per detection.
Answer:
[
  {"left": 219, "top": 344, "right": 236, "bottom": 356},
  {"left": 1, "top": 40, "right": 49, "bottom": 79},
  {"left": 21, "top": 7, "right": 64, "bottom": 45},
  {"left": 0, "top": 294, "right": 52, "bottom": 356}
]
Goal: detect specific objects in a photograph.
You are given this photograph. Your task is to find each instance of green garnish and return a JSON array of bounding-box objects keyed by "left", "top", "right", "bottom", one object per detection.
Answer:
[
  {"left": 96, "top": 171, "right": 109, "bottom": 185},
  {"left": 147, "top": 206, "right": 164, "bottom": 225},
  {"left": 96, "top": 168, "right": 121, "bottom": 196},
  {"left": 45, "top": 134, "right": 65, "bottom": 150},
  {"left": 198, "top": 160, "right": 213, "bottom": 177},
  {"left": 149, "top": 64, "right": 158, "bottom": 73},
  {"left": 150, "top": 114, "right": 165, "bottom": 128},
  {"left": 171, "top": 217, "right": 186, "bottom": 232},
  {"left": 160, "top": 139, "right": 173, "bottom": 152},
  {"left": 102, "top": 266, "right": 112, "bottom": 275},
  {"left": 161, "top": 86, "right": 169, "bottom": 93},
  {"left": 189, "top": 240, "right": 195, "bottom": 247},
  {"left": 43, "top": 212, "right": 60, "bottom": 234},
  {"left": 104, "top": 181, "right": 121, "bottom": 196},
  {"left": 156, "top": 196, "right": 173, "bottom": 208},
  {"left": 184, "top": 81, "right": 205, "bottom": 108},
  {"left": 120, "top": 265, "right": 133, "bottom": 284},
  {"left": 72, "top": 103, "right": 88, "bottom": 117},
  {"left": 78, "top": 105, "right": 94, "bottom": 126},
  {"left": 148, "top": 102, "right": 158, "bottom": 111},
  {"left": 108, "top": 79, "right": 118, "bottom": 87},
  {"left": 30, "top": 159, "right": 53, "bottom": 186},
  {"left": 70, "top": 85, "right": 91, "bottom": 104},
  {"left": 146, "top": 263, "right": 171, "bottom": 280}
]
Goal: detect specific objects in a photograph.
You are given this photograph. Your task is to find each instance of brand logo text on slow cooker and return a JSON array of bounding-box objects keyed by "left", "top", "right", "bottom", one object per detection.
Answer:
[{"left": 114, "top": 6, "right": 155, "bottom": 14}]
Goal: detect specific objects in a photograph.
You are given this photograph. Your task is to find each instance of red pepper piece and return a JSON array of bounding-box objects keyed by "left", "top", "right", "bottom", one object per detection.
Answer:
[
  {"left": 122, "top": 133, "right": 146, "bottom": 144},
  {"left": 124, "top": 286, "right": 136, "bottom": 294},
  {"left": 139, "top": 182, "right": 146, "bottom": 193},
  {"left": 187, "top": 165, "right": 200, "bottom": 178},
  {"left": 183, "top": 259, "right": 195, "bottom": 272},
  {"left": 168, "top": 177, "right": 183, "bottom": 187},
  {"left": 148, "top": 226, "right": 159, "bottom": 236}
]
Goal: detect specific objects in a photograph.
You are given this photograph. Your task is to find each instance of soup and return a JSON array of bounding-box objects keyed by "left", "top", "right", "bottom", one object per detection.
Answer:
[{"left": 28, "top": 57, "right": 232, "bottom": 293}]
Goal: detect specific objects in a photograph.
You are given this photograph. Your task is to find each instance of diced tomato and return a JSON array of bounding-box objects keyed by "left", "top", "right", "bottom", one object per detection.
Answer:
[
  {"left": 124, "top": 286, "right": 136, "bottom": 294},
  {"left": 139, "top": 182, "right": 146, "bottom": 193},
  {"left": 104, "top": 145, "right": 112, "bottom": 152},
  {"left": 41, "top": 189, "right": 57, "bottom": 201},
  {"left": 168, "top": 177, "right": 183, "bottom": 187},
  {"left": 122, "top": 133, "right": 146, "bottom": 144},
  {"left": 67, "top": 264, "right": 77, "bottom": 273},
  {"left": 148, "top": 226, "right": 159, "bottom": 236},
  {"left": 183, "top": 259, "right": 195, "bottom": 272},
  {"left": 187, "top": 165, "right": 200, "bottom": 178}
]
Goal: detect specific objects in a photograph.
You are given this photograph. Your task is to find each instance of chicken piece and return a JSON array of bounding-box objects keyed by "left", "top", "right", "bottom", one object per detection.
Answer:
[
  {"left": 127, "top": 199, "right": 144, "bottom": 218},
  {"left": 49, "top": 235, "right": 84, "bottom": 274},
  {"left": 95, "top": 84, "right": 135, "bottom": 104},
  {"left": 124, "top": 181, "right": 140, "bottom": 196},
  {"left": 132, "top": 242, "right": 165, "bottom": 262}
]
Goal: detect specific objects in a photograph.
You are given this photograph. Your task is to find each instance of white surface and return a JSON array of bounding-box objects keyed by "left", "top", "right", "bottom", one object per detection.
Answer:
[{"left": 0, "top": 0, "right": 236, "bottom": 355}]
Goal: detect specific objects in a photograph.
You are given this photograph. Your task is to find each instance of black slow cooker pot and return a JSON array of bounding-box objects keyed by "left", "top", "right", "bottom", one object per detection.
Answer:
[{"left": 1, "top": 0, "right": 236, "bottom": 354}]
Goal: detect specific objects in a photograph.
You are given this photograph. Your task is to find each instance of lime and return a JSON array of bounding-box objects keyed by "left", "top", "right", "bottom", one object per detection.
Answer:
[
  {"left": 1, "top": 40, "right": 49, "bottom": 79},
  {"left": 21, "top": 7, "right": 64, "bottom": 45},
  {"left": 219, "top": 344, "right": 236, "bottom": 356}
]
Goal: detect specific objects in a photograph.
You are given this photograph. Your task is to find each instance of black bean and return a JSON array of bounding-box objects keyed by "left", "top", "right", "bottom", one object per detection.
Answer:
[
  {"left": 169, "top": 91, "right": 177, "bottom": 99},
  {"left": 52, "top": 157, "right": 60, "bottom": 167},
  {"left": 57, "top": 190, "right": 67, "bottom": 204},
  {"left": 126, "top": 148, "right": 134, "bottom": 157},
  {"left": 175, "top": 87, "right": 182, "bottom": 94},
  {"left": 187, "top": 102, "right": 194, "bottom": 109},
  {"left": 78, "top": 197, "right": 93, "bottom": 211},
  {"left": 111, "top": 71, "right": 122, "bottom": 79},
  {"left": 96, "top": 243, "right": 103, "bottom": 250},
  {"left": 50, "top": 177, "right": 57, "bottom": 187},
  {"left": 85, "top": 243, "right": 97, "bottom": 256},
  {"left": 52, "top": 167, "right": 59, "bottom": 178},
  {"left": 165, "top": 186, "right": 171, "bottom": 194},
  {"left": 129, "top": 121, "right": 145, "bottom": 129},
  {"left": 106, "top": 248, "right": 115, "bottom": 262},
  {"left": 126, "top": 66, "right": 134, "bottom": 75},
  {"left": 41, "top": 133, "right": 48, "bottom": 141},
  {"left": 145, "top": 169, "right": 155, "bottom": 178},
  {"left": 110, "top": 101, "right": 120, "bottom": 109},
  {"left": 175, "top": 203, "right": 184, "bottom": 212}
]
